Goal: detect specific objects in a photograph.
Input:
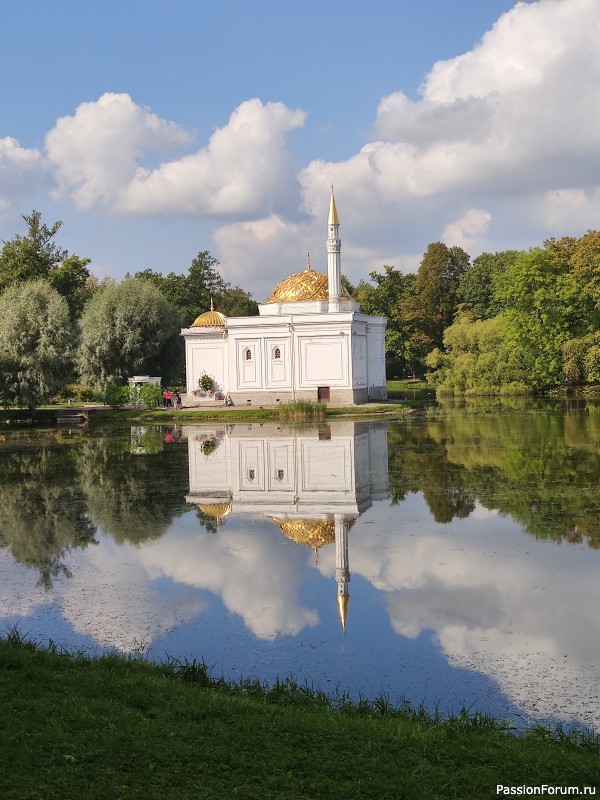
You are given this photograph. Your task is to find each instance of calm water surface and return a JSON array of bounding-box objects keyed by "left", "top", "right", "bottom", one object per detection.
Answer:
[{"left": 2, "top": 401, "right": 600, "bottom": 730}]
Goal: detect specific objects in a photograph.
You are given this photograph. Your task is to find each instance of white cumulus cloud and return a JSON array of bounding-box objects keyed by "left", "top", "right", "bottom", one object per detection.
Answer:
[
  {"left": 120, "top": 99, "right": 306, "bottom": 218},
  {"left": 288, "top": 0, "right": 600, "bottom": 280},
  {"left": 0, "top": 137, "right": 46, "bottom": 219},
  {"left": 44, "top": 94, "right": 306, "bottom": 223},
  {"left": 442, "top": 209, "right": 492, "bottom": 251},
  {"left": 45, "top": 92, "right": 192, "bottom": 210}
]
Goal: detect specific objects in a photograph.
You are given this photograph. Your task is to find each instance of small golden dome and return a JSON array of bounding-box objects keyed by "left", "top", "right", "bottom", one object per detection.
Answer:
[
  {"left": 271, "top": 517, "right": 336, "bottom": 549},
  {"left": 265, "top": 269, "right": 352, "bottom": 304},
  {"left": 191, "top": 299, "right": 226, "bottom": 327}
]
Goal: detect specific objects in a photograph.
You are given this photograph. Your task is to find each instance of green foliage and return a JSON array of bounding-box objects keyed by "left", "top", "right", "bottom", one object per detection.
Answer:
[
  {"left": 0, "top": 211, "right": 91, "bottom": 317},
  {"left": 62, "top": 383, "right": 95, "bottom": 403},
  {"left": 218, "top": 286, "right": 259, "bottom": 317},
  {"left": 494, "top": 247, "right": 597, "bottom": 390},
  {"left": 341, "top": 274, "right": 355, "bottom": 295},
  {"left": 568, "top": 230, "right": 600, "bottom": 304},
  {"left": 104, "top": 383, "right": 128, "bottom": 408},
  {"left": 411, "top": 242, "right": 470, "bottom": 349},
  {"left": 2, "top": 635, "right": 597, "bottom": 800},
  {"left": 199, "top": 373, "right": 214, "bottom": 391},
  {"left": 426, "top": 313, "right": 532, "bottom": 396},
  {"left": 134, "top": 250, "right": 258, "bottom": 325},
  {"left": 458, "top": 250, "right": 521, "bottom": 319},
  {"left": 139, "top": 383, "right": 162, "bottom": 408},
  {"left": 355, "top": 266, "right": 417, "bottom": 377},
  {"left": 47, "top": 254, "right": 92, "bottom": 318},
  {"left": 78, "top": 277, "right": 181, "bottom": 388},
  {"left": 430, "top": 239, "right": 600, "bottom": 396},
  {"left": 0, "top": 280, "right": 75, "bottom": 407}
]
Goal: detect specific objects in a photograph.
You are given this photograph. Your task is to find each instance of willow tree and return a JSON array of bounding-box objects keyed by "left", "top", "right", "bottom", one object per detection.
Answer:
[
  {"left": 0, "top": 280, "right": 74, "bottom": 407},
  {"left": 78, "top": 277, "right": 181, "bottom": 387}
]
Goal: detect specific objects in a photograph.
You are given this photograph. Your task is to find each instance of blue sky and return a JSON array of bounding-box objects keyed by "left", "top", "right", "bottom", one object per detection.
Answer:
[{"left": 1, "top": 0, "right": 598, "bottom": 302}]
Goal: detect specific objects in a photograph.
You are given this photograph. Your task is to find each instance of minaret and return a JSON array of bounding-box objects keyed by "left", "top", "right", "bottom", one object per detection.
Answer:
[
  {"left": 327, "top": 186, "right": 342, "bottom": 313},
  {"left": 334, "top": 515, "right": 350, "bottom": 632}
]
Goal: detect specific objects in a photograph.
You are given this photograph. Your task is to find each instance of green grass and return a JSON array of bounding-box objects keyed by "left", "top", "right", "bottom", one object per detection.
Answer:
[
  {"left": 1, "top": 633, "right": 599, "bottom": 799},
  {"left": 1, "top": 385, "right": 416, "bottom": 428},
  {"left": 387, "top": 379, "right": 430, "bottom": 391},
  {"left": 278, "top": 401, "right": 327, "bottom": 421}
]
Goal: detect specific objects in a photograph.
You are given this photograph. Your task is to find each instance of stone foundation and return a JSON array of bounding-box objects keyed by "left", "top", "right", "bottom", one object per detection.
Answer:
[
  {"left": 182, "top": 385, "right": 386, "bottom": 407},
  {"left": 368, "top": 385, "right": 388, "bottom": 400}
]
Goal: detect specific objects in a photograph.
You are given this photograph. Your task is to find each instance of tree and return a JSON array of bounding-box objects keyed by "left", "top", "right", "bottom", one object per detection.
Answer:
[
  {"left": 355, "top": 266, "right": 416, "bottom": 377},
  {"left": 135, "top": 251, "right": 259, "bottom": 324},
  {"left": 0, "top": 280, "right": 75, "bottom": 407},
  {"left": 78, "top": 277, "right": 181, "bottom": 388},
  {"left": 408, "top": 243, "right": 471, "bottom": 350},
  {"left": 458, "top": 251, "right": 521, "bottom": 319},
  {"left": 494, "top": 248, "right": 596, "bottom": 390},
  {"left": 425, "top": 313, "right": 531, "bottom": 395},
  {"left": 0, "top": 211, "right": 91, "bottom": 317},
  {"left": 136, "top": 251, "right": 239, "bottom": 324},
  {"left": 568, "top": 230, "right": 600, "bottom": 305},
  {"left": 218, "top": 286, "right": 259, "bottom": 317}
]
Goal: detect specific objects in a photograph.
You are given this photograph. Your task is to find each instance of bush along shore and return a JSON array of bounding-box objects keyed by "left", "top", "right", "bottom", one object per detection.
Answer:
[{"left": 1, "top": 633, "right": 599, "bottom": 800}]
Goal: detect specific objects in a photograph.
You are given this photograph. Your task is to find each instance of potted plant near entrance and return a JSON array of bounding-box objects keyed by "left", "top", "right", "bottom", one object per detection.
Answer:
[{"left": 199, "top": 373, "right": 215, "bottom": 395}]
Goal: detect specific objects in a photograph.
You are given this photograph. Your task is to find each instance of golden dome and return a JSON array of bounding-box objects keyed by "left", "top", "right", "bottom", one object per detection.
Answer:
[
  {"left": 265, "top": 268, "right": 353, "bottom": 304},
  {"left": 198, "top": 502, "right": 231, "bottom": 520},
  {"left": 271, "top": 517, "right": 335, "bottom": 549},
  {"left": 191, "top": 298, "right": 226, "bottom": 328}
]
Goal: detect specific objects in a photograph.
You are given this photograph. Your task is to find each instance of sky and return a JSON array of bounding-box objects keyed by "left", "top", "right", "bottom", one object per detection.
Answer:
[{"left": 1, "top": 0, "right": 599, "bottom": 302}]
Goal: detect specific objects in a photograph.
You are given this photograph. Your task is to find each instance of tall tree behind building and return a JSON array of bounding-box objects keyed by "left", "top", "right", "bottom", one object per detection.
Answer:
[{"left": 0, "top": 211, "right": 91, "bottom": 318}]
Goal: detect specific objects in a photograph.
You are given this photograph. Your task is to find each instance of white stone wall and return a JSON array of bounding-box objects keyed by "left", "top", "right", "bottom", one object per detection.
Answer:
[
  {"left": 184, "top": 333, "right": 228, "bottom": 394},
  {"left": 182, "top": 309, "right": 387, "bottom": 405}
]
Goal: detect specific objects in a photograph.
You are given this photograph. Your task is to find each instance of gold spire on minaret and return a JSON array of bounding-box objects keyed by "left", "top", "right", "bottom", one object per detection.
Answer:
[
  {"left": 328, "top": 185, "right": 340, "bottom": 226},
  {"left": 337, "top": 594, "right": 349, "bottom": 633}
]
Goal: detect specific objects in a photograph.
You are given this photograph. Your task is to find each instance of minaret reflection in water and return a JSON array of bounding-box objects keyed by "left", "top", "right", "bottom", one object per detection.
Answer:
[{"left": 185, "top": 420, "right": 389, "bottom": 632}]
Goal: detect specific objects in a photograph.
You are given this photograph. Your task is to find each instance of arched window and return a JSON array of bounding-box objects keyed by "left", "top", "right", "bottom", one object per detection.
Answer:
[
  {"left": 245, "top": 348, "right": 252, "bottom": 360},
  {"left": 273, "top": 347, "right": 281, "bottom": 360}
]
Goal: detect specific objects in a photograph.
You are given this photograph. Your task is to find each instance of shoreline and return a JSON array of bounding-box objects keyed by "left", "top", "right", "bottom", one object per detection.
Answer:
[{"left": 1, "top": 633, "right": 598, "bottom": 799}]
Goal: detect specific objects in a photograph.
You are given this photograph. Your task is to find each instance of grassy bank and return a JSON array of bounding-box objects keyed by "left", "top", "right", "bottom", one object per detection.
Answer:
[
  {"left": 0, "top": 401, "right": 413, "bottom": 428},
  {"left": 1, "top": 635, "right": 598, "bottom": 799},
  {"left": 76, "top": 402, "right": 412, "bottom": 427}
]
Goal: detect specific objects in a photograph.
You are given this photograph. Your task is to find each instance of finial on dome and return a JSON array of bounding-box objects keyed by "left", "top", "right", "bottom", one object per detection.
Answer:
[
  {"left": 328, "top": 186, "right": 340, "bottom": 226},
  {"left": 210, "top": 297, "right": 214, "bottom": 312},
  {"left": 305, "top": 251, "right": 312, "bottom": 271}
]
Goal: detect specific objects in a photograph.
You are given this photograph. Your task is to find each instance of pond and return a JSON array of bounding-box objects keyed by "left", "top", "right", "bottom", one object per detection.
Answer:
[{"left": 2, "top": 401, "right": 600, "bottom": 731}]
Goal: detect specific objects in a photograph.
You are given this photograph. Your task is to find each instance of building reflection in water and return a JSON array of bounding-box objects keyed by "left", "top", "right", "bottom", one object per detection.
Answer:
[{"left": 184, "top": 420, "right": 389, "bottom": 630}]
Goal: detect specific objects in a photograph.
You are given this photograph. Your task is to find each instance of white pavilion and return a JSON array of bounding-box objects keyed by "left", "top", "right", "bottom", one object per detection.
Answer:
[{"left": 181, "top": 190, "right": 387, "bottom": 405}]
